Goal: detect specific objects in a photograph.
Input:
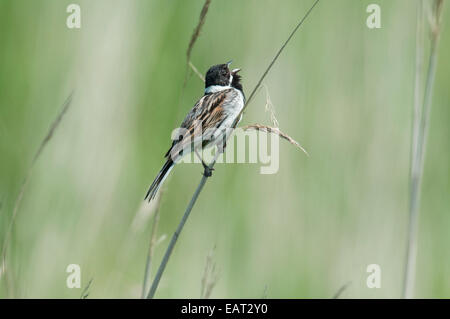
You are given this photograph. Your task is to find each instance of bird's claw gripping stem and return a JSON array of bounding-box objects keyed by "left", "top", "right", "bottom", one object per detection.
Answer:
[{"left": 202, "top": 161, "right": 214, "bottom": 177}]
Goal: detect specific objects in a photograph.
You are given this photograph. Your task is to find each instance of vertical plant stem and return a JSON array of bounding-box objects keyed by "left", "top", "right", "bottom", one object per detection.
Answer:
[
  {"left": 0, "top": 92, "right": 73, "bottom": 297},
  {"left": 403, "top": 0, "right": 424, "bottom": 300},
  {"left": 186, "top": 0, "right": 211, "bottom": 63},
  {"left": 410, "top": 0, "right": 425, "bottom": 175},
  {"left": 403, "top": 0, "right": 443, "bottom": 299},
  {"left": 141, "top": 194, "right": 162, "bottom": 298},
  {"left": 178, "top": 0, "right": 211, "bottom": 117}
]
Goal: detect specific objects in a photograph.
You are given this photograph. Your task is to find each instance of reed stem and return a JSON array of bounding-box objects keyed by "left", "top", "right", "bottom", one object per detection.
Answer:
[{"left": 403, "top": 0, "right": 444, "bottom": 299}]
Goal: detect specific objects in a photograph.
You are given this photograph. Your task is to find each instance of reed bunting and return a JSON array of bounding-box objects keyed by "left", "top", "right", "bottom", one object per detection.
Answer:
[{"left": 145, "top": 61, "right": 245, "bottom": 201}]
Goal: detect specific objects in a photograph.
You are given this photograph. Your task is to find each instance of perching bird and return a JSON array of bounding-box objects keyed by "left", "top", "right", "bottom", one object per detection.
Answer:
[{"left": 145, "top": 61, "right": 245, "bottom": 201}]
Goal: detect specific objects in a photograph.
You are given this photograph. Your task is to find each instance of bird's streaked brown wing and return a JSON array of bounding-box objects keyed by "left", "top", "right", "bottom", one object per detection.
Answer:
[{"left": 165, "top": 89, "right": 230, "bottom": 160}]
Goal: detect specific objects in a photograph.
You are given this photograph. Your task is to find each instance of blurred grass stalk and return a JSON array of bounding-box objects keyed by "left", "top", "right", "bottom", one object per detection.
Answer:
[
  {"left": 1, "top": 92, "right": 73, "bottom": 297},
  {"left": 141, "top": 193, "right": 162, "bottom": 298},
  {"left": 200, "top": 246, "right": 219, "bottom": 299},
  {"left": 403, "top": 0, "right": 444, "bottom": 299}
]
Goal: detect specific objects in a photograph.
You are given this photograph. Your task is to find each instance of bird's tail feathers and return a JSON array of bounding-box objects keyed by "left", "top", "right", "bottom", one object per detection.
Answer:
[{"left": 145, "top": 159, "right": 174, "bottom": 201}]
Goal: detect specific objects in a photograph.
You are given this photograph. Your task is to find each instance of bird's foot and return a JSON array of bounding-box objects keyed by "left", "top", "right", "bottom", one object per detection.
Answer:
[{"left": 202, "top": 161, "right": 214, "bottom": 177}]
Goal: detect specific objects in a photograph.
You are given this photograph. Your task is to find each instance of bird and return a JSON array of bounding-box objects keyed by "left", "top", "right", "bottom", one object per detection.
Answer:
[{"left": 145, "top": 61, "right": 245, "bottom": 201}]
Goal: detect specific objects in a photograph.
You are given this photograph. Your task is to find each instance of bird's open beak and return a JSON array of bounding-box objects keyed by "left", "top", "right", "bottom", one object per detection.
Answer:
[
  {"left": 231, "top": 68, "right": 241, "bottom": 75},
  {"left": 226, "top": 60, "right": 233, "bottom": 66}
]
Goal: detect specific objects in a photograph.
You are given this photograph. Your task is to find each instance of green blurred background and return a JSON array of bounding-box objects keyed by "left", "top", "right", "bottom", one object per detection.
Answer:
[{"left": 0, "top": 0, "right": 449, "bottom": 298}]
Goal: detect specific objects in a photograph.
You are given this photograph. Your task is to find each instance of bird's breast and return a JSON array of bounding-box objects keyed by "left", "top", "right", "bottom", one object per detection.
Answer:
[{"left": 223, "top": 89, "right": 245, "bottom": 121}]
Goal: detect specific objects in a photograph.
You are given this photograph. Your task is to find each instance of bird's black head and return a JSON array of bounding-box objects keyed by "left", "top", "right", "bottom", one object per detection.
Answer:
[{"left": 205, "top": 62, "right": 242, "bottom": 92}]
